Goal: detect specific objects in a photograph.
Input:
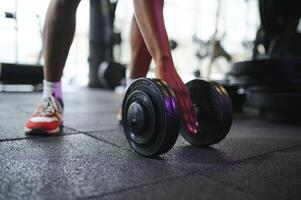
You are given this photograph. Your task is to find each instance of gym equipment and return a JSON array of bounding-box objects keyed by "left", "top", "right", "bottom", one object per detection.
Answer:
[
  {"left": 1, "top": 7, "right": 44, "bottom": 89},
  {"left": 268, "top": 33, "right": 301, "bottom": 59},
  {"left": 259, "top": 0, "right": 301, "bottom": 36},
  {"left": 97, "top": 61, "right": 126, "bottom": 89},
  {"left": 246, "top": 86, "right": 301, "bottom": 122},
  {"left": 253, "top": 0, "right": 301, "bottom": 59},
  {"left": 122, "top": 78, "right": 180, "bottom": 157},
  {"left": 180, "top": 80, "right": 233, "bottom": 146},
  {"left": 228, "top": 59, "right": 301, "bottom": 86},
  {"left": 88, "top": 0, "right": 122, "bottom": 88},
  {"left": 228, "top": 58, "right": 301, "bottom": 120},
  {"left": 122, "top": 78, "right": 233, "bottom": 157},
  {"left": 4, "top": 12, "right": 16, "bottom": 19},
  {"left": 228, "top": 0, "right": 301, "bottom": 118},
  {"left": 192, "top": 0, "right": 232, "bottom": 79},
  {"left": 169, "top": 39, "right": 178, "bottom": 50},
  {"left": 247, "top": 86, "right": 301, "bottom": 111},
  {"left": 216, "top": 80, "right": 246, "bottom": 113},
  {"left": 0, "top": 62, "right": 43, "bottom": 85}
]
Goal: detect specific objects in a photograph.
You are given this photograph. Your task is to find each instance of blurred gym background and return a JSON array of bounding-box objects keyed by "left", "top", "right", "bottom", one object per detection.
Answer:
[
  {"left": 1, "top": 0, "right": 301, "bottom": 120},
  {"left": 0, "top": 0, "right": 260, "bottom": 86}
]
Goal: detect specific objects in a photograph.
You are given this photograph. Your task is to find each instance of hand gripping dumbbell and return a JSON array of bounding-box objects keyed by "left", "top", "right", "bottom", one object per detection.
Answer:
[{"left": 122, "top": 78, "right": 233, "bottom": 157}]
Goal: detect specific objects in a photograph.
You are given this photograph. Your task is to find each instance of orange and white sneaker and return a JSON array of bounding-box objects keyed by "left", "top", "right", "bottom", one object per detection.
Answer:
[{"left": 25, "top": 96, "right": 64, "bottom": 135}]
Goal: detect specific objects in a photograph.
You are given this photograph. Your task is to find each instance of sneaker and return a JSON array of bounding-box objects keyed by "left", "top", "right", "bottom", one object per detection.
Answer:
[
  {"left": 117, "top": 107, "right": 122, "bottom": 123},
  {"left": 116, "top": 78, "right": 135, "bottom": 123},
  {"left": 25, "top": 96, "right": 64, "bottom": 135}
]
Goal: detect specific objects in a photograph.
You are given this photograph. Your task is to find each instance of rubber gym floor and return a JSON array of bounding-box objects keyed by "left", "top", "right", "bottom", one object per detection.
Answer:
[{"left": 0, "top": 88, "right": 300, "bottom": 200}]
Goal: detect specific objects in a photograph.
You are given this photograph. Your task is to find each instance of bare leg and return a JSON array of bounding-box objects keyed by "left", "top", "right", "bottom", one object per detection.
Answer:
[
  {"left": 129, "top": 16, "right": 152, "bottom": 79},
  {"left": 133, "top": 0, "right": 171, "bottom": 71},
  {"left": 43, "top": 0, "right": 81, "bottom": 82}
]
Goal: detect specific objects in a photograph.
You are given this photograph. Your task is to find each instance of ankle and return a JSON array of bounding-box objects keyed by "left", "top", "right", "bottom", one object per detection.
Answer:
[{"left": 43, "top": 80, "right": 63, "bottom": 100}]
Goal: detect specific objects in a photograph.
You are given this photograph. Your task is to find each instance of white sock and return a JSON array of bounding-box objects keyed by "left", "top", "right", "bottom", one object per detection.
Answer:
[{"left": 42, "top": 80, "right": 63, "bottom": 100}]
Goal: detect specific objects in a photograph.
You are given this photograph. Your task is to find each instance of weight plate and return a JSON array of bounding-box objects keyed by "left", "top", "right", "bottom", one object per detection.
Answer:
[
  {"left": 155, "top": 79, "right": 180, "bottom": 117},
  {"left": 122, "top": 78, "right": 179, "bottom": 157},
  {"left": 216, "top": 80, "right": 246, "bottom": 113},
  {"left": 0, "top": 62, "right": 43, "bottom": 85},
  {"left": 154, "top": 79, "right": 180, "bottom": 154},
  {"left": 210, "top": 81, "right": 233, "bottom": 144},
  {"left": 180, "top": 79, "right": 232, "bottom": 147},
  {"left": 229, "top": 59, "right": 301, "bottom": 86},
  {"left": 98, "top": 62, "right": 126, "bottom": 89},
  {"left": 247, "top": 86, "right": 301, "bottom": 111}
]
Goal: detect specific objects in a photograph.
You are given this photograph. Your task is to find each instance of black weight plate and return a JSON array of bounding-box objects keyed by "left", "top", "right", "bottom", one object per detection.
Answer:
[
  {"left": 155, "top": 79, "right": 180, "bottom": 117},
  {"left": 125, "top": 91, "right": 156, "bottom": 145},
  {"left": 200, "top": 81, "right": 232, "bottom": 145},
  {"left": 248, "top": 86, "right": 301, "bottom": 93},
  {"left": 180, "top": 79, "right": 229, "bottom": 147},
  {"left": 0, "top": 62, "right": 43, "bottom": 85},
  {"left": 122, "top": 78, "right": 179, "bottom": 157},
  {"left": 229, "top": 59, "right": 301, "bottom": 84},
  {"left": 247, "top": 86, "right": 301, "bottom": 111},
  {"left": 195, "top": 80, "right": 230, "bottom": 145},
  {"left": 210, "top": 81, "right": 233, "bottom": 144},
  {"left": 229, "top": 59, "right": 301, "bottom": 76},
  {"left": 152, "top": 79, "right": 180, "bottom": 154},
  {"left": 229, "top": 76, "right": 301, "bottom": 87},
  {"left": 98, "top": 62, "right": 126, "bottom": 89},
  {"left": 216, "top": 80, "right": 246, "bottom": 113}
]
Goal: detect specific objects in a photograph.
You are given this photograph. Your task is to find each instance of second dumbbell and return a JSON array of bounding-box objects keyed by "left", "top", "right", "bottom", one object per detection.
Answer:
[{"left": 122, "top": 78, "right": 233, "bottom": 157}]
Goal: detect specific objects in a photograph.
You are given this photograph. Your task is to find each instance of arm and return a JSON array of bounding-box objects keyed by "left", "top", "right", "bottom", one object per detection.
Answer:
[{"left": 133, "top": 0, "right": 198, "bottom": 133}]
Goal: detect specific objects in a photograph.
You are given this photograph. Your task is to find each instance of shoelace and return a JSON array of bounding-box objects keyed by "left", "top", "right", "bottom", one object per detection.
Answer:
[{"left": 35, "top": 97, "right": 60, "bottom": 116}]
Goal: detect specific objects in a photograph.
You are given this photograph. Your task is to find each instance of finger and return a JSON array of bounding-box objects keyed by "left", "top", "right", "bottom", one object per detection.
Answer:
[
  {"left": 180, "top": 83, "right": 199, "bottom": 133},
  {"left": 175, "top": 90, "right": 192, "bottom": 132},
  {"left": 177, "top": 87, "right": 197, "bottom": 133},
  {"left": 177, "top": 85, "right": 194, "bottom": 118},
  {"left": 184, "top": 88, "right": 198, "bottom": 128},
  {"left": 181, "top": 89, "right": 198, "bottom": 133}
]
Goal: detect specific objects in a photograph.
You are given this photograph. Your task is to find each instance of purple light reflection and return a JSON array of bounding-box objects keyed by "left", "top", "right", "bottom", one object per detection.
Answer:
[{"left": 163, "top": 96, "right": 172, "bottom": 115}]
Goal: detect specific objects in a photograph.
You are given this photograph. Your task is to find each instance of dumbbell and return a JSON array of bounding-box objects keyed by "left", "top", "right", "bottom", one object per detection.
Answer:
[
  {"left": 122, "top": 78, "right": 233, "bottom": 157},
  {"left": 98, "top": 61, "right": 126, "bottom": 89}
]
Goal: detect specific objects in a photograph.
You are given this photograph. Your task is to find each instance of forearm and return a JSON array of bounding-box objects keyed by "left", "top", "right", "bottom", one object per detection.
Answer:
[{"left": 133, "top": 0, "right": 174, "bottom": 70}]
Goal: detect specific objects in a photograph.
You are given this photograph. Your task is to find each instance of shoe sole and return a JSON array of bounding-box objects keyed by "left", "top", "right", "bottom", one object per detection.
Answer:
[{"left": 25, "top": 127, "right": 60, "bottom": 135}]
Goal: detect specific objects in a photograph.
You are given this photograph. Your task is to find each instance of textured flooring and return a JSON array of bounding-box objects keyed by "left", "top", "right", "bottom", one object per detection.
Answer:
[{"left": 0, "top": 88, "right": 300, "bottom": 200}]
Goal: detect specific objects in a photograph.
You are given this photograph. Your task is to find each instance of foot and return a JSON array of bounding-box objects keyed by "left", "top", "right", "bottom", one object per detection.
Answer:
[
  {"left": 117, "top": 107, "right": 122, "bottom": 124},
  {"left": 116, "top": 78, "right": 135, "bottom": 123},
  {"left": 25, "top": 96, "right": 64, "bottom": 135}
]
